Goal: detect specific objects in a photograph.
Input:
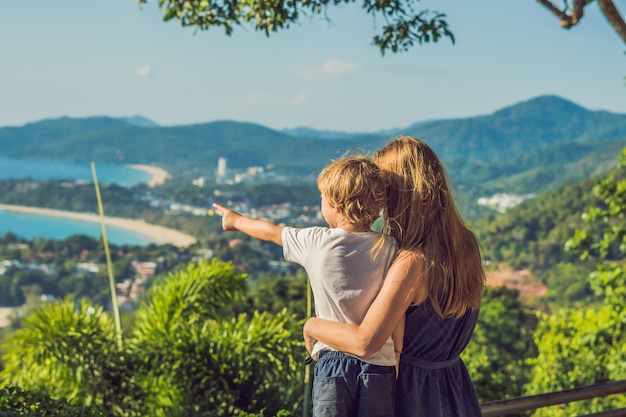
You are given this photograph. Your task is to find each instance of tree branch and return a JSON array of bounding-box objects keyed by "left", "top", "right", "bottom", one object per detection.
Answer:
[
  {"left": 536, "top": 0, "right": 626, "bottom": 46},
  {"left": 535, "top": 0, "right": 593, "bottom": 28},
  {"left": 571, "top": 0, "right": 590, "bottom": 25},
  {"left": 536, "top": 0, "right": 574, "bottom": 28}
]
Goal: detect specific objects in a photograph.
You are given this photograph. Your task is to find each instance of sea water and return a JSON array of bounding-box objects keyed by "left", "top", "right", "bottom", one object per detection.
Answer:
[
  {"left": 0, "top": 158, "right": 155, "bottom": 245},
  {"left": 0, "top": 157, "right": 151, "bottom": 186},
  {"left": 0, "top": 210, "right": 152, "bottom": 246}
]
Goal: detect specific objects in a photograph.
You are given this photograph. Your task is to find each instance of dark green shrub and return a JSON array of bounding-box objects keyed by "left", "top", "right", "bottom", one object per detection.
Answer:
[{"left": 0, "top": 385, "right": 105, "bottom": 416}]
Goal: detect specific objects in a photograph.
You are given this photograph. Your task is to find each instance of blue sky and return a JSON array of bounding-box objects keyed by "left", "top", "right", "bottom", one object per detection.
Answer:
[{"left": 1, "top": 0, "right": 624, "bottom": 132}]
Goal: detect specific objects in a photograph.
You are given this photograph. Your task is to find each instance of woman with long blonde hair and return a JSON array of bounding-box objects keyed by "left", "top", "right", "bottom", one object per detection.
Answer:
[{"left": 304, "top": 136, "right": 486, "bottom": 417}]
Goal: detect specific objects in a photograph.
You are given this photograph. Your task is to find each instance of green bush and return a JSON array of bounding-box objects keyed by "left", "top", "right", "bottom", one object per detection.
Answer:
[
  {"left": 0, "top": 385, "right": 104, "bottom": 416},
  {"left": 1, "top": 259, "right": 304, "bottom": 416}
]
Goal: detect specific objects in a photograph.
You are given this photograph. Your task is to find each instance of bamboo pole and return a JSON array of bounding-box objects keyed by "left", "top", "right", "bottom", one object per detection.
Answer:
[
  {"left": 91, "top": 162, "right": 122, "bottom": 347},
  {"left": 302, "top": 274, "right": 312, "bottom": 417}
]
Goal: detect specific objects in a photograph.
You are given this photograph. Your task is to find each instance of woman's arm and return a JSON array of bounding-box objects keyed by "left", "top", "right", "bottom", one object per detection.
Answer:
[
  {"left": 304, "top": 250, "right": 426, "bottom": 357},
  {"left": 392, "top": 316, "right": 405, "bottom": 376},
  {"left": 392, "top": 316, "right": 405, "bottom": 359}
]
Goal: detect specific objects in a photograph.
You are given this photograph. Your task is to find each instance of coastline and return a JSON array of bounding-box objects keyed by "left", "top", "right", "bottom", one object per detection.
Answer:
[
  {"left": 0, "top": 204, "right": 197, "bottom": 248},
  {"left": 126, "top": 164, "right": 172, "bottom": 187}
]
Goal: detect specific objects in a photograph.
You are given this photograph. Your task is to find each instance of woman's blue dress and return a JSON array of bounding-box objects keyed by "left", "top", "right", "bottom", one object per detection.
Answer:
[{"left": 395, "top": 301, "right": 482, "bottom": 417}]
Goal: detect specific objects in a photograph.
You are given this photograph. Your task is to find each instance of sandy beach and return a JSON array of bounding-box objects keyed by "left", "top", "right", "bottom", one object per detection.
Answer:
[
  {"left": 0, "top": 204, "right": 197, "bottom": 248},
  {"left": 126, "top": 164, "right": 172, "bottom": 187}
]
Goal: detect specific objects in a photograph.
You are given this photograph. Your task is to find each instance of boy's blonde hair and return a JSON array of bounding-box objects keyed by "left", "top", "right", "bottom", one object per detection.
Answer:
[{"left": 317, "top": 156, "right": 386, "bottom": 230}]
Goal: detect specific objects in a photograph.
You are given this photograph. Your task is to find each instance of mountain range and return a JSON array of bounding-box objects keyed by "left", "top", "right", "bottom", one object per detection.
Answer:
[{"left": 1, "top": 95, "right": 625, "bottom": 207}]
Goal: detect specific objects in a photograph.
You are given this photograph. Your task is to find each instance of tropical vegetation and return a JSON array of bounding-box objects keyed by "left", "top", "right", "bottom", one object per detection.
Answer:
[
  {"left": 0, "top": 147, "right": 624, "bottom": 414},
  {"left": 1, "top": 98, "right": 626, "bottom": 414},
  {"left": 1, "top": 259, "right": 305, "bottom": 416},
  {"left": 525, "top": 148, "right": 626, "bottom": 415}
]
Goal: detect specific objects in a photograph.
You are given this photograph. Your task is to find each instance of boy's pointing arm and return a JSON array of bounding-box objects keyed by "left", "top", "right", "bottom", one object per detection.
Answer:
[{"left": 212, "top": 203, "right": 284, "bottom": 246}]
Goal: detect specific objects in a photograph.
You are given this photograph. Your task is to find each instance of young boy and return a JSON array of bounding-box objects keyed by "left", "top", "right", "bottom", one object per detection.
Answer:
[{"left": 212, "top": 156, "right": 401, "bottom": 417}]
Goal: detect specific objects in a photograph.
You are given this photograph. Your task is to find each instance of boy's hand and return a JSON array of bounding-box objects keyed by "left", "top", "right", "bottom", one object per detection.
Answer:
[
  {"left": 212, "top": 203, "right": 241, "bottom": 231},
  {"left": 212, "top": 203, "right": 284, "bottom": 245}
]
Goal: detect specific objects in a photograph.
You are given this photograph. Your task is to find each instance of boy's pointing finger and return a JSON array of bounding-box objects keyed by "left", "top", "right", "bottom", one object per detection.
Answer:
[{"left": 212, "top": 203, "right": 224, "bottom": 216}]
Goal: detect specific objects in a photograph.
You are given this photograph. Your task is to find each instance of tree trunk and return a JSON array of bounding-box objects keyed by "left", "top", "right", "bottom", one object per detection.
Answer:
[{"left": 597, "top": 0, "right": 626, "bottom": 44}]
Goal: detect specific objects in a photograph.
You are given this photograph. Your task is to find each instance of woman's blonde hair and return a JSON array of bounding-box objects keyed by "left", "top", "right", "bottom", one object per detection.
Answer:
[
  {"left": 374, "top": 136, "right": 485, "bottom": 318},
  {"left": 317, "top": 156, "right": 386, "bottom": 229}
]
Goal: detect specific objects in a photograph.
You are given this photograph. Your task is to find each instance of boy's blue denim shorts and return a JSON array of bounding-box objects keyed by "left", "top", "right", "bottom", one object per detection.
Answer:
[{"left": 312, "top": 350, "right": 395, "bottom": 417}]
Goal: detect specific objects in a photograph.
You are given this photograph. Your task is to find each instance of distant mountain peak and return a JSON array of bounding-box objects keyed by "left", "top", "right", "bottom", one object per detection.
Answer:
[
  {"left": 123, "top": 115, "right": 159, "bottom": 128},
  {"left": 282, "top": 126, "right": 404, "bottom": 140},
  {"left": 493, "top": 95, "right": 588, "bottom": 119},
  {"left": 524, "top": 95, "right": 586, "bottom": 109},
  {"left": 281, "top": 127, "right": 361, "bottom": 140}
]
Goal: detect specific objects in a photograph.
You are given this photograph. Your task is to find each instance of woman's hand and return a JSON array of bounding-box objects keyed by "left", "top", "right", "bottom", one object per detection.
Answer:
[
  {"left": 301, "top": 250, "right": 425, "bottom": 357},
  {"left": 303, "top": 319, "right": 317, "bottom": 354}
]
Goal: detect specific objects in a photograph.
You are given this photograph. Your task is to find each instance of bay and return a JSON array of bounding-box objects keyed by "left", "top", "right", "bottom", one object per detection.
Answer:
[
  {"left": 0, "top": 157, "right": 151, "bottom": 186},
  {"left": 0, "top": 158, "right": 154, "bottom": 245},
  {"left": 0, "top": 210, "right": 152, "bottom": 246}
]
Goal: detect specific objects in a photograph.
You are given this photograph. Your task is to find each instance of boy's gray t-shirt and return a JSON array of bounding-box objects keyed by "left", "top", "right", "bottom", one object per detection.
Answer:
[{"left": 282, "top": 226, "right": 398, "bottom": 366}]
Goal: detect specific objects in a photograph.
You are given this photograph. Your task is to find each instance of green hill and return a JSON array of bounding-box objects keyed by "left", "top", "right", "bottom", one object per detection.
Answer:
[
  {"left": 0, "top": 117, "right": 385, "bottom": 176},
  {"left": 408, "top": 95, "right": 626, "bottom": 163},
  {"left": 2, "top": 95, "right": 626, "bottom": 215},
  {"left": 470, "top": 164, "right": 626, "bottom": 306}
]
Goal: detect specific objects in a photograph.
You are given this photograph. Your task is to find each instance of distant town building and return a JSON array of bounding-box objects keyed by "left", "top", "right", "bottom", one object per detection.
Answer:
[
  {"left": 268, "top": 260, "right": 292, "bottom": 274},
  {"left": 192, "top": 177, "right": 206, "bottom": 188},
  {"left": 0, "top": 260, "right": 22, "bottom": 275},
  {"left": 216, "top": 157, "right": 227, "bottom": 184},
  {"left": 115, "top": 277, "right": 150, "bottom": 311},
  {"left": 194, "top": 248, "right": 214, "bottom": 259},
  {"left": 477, "top": 193, "right": 535, "bottom": 213},
  {"left": 75, "top": 262, "right": 100, "bottom": 276},
  {"left": 131, "top": 260, "right": 158, "bottom": 279}
]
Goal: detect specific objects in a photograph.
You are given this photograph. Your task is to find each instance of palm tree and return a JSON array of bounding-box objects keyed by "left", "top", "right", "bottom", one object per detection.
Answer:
[{"left": 1, "top": 258, "right": 305, "bottom": 416}]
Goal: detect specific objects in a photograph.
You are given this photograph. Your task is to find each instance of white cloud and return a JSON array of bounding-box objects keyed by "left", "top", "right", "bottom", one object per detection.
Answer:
[
  {"left": 292, "top": 91, "right": 308, "bottom": 104},
  {"left": 378, "top": 64, "right": 448, "bottom": 76},
  {"left": 237, "top": 91, "right": 309, "bottom": 106},
  {"left": 288, "top": 59, "right": 359, "bottom": 81},
  {"left": 136, "top": 66, "right": 152, "bottom": 77},
  {"left": 320, "top": 59, "right": 359, "bottom": 76}
]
